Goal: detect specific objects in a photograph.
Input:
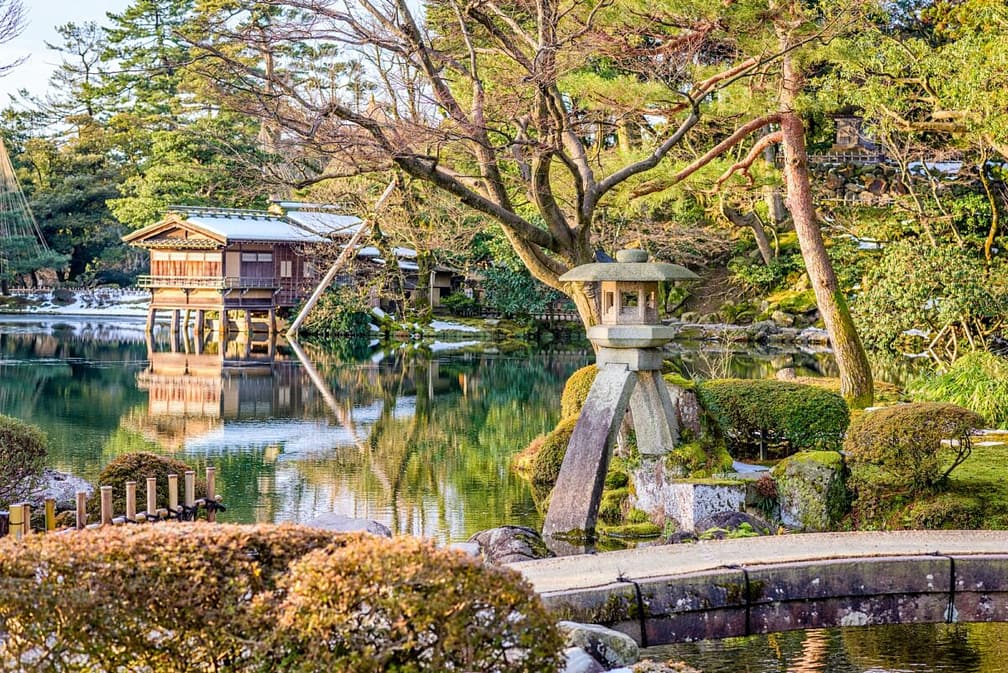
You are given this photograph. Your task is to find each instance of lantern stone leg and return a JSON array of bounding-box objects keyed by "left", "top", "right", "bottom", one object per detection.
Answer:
[
  {"left": 629, "top": 370, "right": 679, "bottom": 455},
  {"left": 542, "top": 363, "right": 636, "bottom": 539}
]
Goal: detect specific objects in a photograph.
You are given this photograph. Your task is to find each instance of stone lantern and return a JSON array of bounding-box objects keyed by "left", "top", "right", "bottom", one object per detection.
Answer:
[{"left": 542, "top": 249, "right": 698, "bottom": 540}]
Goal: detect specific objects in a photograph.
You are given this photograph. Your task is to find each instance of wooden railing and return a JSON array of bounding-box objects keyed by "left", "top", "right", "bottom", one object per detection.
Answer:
[
  {"left": 0, "top": 467, "right": 224, "bottom": 539},
  {"left": 137, "top": 275, "right": 279, "bottom": 289}
]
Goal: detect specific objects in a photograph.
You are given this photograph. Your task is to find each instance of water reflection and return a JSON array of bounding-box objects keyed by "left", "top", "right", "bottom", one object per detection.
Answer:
[
  {"left": 0, "top": 317, "right": 590, "bottom": 542},
  {"left": 648, "top": 622, "right": 1006, "bottom": 672}
]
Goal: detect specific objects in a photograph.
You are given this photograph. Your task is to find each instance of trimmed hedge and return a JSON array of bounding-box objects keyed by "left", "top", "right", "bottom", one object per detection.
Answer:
[
  {"left": 0, "top": 415, "right": 47, "bottom": 508},
  {"left": 844, "top": 402, "right": 982, "bottom": 492},
  {"left": 0, "top": 524, "right": 563, "bottom": 673},
  {"left": 696, "top": 379, "right": 850, "bottom": 458},
  {"left": 560, "top": 365, "right": 597, "bottom": 418}
]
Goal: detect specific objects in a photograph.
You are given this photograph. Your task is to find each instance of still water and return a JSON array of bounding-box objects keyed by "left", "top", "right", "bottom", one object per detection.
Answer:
[
  {"left": 0, "top": 316, "right": 835, "bottom": 541},
  {"left": 649, "top": 622, "right": 1008, "bottom": 672}
]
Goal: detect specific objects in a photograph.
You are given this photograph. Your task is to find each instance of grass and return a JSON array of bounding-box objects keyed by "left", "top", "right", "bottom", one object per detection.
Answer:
[{"left": 942, "top": 437, "right": 1008, "bottom": 528}]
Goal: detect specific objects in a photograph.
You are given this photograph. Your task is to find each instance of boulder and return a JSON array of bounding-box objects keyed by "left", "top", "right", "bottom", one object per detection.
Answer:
[
  {"left": 772, "top": 450, "right": 850, "bottom": 531},
  {"left": 694, "top": 510, "right": 772, "bottom": 536},
  {"left": 558, "top": 622, "right": 639, "bottom": 670},
  {"left": 28, "top": 469, "right": 94, "bottom": 511},
  {"left": 770, "top": 310, "right": 795, "bottom": 327},
  {"left": 305, "top": 513, "right": 392, "bottom": 537},
  {"left": 563, "top": 647, "right": 607, "bottom": 673},
  {"left": 468, "top": 525, "right": 552, "bottom": 565}
]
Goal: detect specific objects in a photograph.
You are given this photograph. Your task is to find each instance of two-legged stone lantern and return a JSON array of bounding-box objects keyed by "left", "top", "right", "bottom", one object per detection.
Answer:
[{"left": 542, "top": 249, "right": 698, "bottom": 540}]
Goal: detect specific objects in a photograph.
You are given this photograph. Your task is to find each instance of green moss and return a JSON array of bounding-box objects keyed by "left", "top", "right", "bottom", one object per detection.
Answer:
[
  {"left": 597, "top": 521, "right": 662, "bottom": 539},
  {"left": 662, "top": 371, "right": 695, "bottom": 390},
  {"left": 901, "top": 493, "right": 984, "bottom": 529},
  {"left": 767, "top": 289, "right": 817, "bottom": 314},
  {"left": 666, "top": 439, "right": 734, "bottom": 478},
  {"left": 560, "top": 365, "right": 598, "bottom": 418},
  {"left": 530, "top": 415, "right": 579, "bottom": 488},
  {"left": 598, "top": 487, "right": 629, "bottom": 524}
]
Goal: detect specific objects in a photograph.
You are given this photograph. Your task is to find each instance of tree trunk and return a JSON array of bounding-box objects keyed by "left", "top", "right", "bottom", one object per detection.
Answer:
[{"left": 779, "top": 52, "right": 874, "bottom": 407}]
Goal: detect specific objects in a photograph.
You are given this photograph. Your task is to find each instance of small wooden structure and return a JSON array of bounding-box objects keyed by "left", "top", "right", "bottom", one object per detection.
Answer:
[
  {"left": 123, "top": 205, "right": 361, "bottom": 337},
  {"left": 0, "top": 467, "right": 224, "bottom": 539}
]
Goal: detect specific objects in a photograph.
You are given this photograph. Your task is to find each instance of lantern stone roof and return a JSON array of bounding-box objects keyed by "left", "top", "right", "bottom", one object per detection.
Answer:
[{"left": 559, "top": 249, "right": 698, "bottom": 282}]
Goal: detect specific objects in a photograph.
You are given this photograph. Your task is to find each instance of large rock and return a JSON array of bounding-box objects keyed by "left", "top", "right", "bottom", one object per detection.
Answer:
[
  {"left": 468, "top": 525, "right": 552, "bottom": 565},
  {"left": 693, "top": 510, "right": 773, "bottom": 537},
  {"left": 772, "top": 450, "right": 850, "bottom": 531},
  {"left": 563, "top": 647, "right": 606, "bottom": 673},
  {"left": 28, "top": 469, "right": 94, "bottom": 511},
  {"left": 559, "top": 621, "right": 639, "bottom": 669},
  {"left": 631, "top": 457, "right": 746, "bottom": 531},
  {"left": 305, "top": 513, "right": 392, "bottom": 537}
]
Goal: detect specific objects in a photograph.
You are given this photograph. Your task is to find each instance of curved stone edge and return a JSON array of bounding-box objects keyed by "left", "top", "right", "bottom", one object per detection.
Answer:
[{"left": 533, "top": 553, "right": 1008, "bottom": 645}]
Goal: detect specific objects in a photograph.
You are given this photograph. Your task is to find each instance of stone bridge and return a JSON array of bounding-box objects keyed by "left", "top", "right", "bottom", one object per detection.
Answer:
[{"left": 511, "top": 531, "right": 1008, "bottom": 646}]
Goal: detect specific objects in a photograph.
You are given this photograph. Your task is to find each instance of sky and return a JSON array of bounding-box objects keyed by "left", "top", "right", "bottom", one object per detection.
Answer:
[{"left": 0, "top": 0, "right": 131, "bottom": 102}]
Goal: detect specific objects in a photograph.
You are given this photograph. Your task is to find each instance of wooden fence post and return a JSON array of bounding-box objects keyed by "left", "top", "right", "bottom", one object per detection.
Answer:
[
  {"left": 0, "top": 511, "right": 8, "bottom": 537},
  {"left": 45, "top": 498, "right": 56, "bottom": 532},
  {"left": 126, "top": 481, "right": 137, "bottom": 521},
  {"left": 168, "top": 474, "right": 179, "bottom": 514},
  {"left": 76, "top": 491, "right": 87, "bottom": 530},
  {"left": 20, "top": 503, "right": 30, "bottom": 537},
  {"left": 184, "top": 471, "right": 195, "bottom": 511},
  {"left": 146, "top": 477, "right": 157, "bottom": 519},
  {"left": 100, "top": 486, "right": 113, "bottom": 525},
  {"left": 206, "top": 467, "right": 217, "bottom": 523},
  {"left": 9, "top": 503, "right": 23, "bottom": 540}
]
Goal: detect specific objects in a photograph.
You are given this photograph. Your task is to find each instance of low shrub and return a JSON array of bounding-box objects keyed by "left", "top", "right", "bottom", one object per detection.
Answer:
[
  {"left": 531, "top": 415, "right": 579, "bottom": 488},
  {"left": 296, "top": 287, "right": 372, "bottom": 337},
  {"left": 696, "top": 379, "right": 849, "bottom": 458},
  {"left": 0, "top": 524, "right": 563, "bottom": 673},
  {"left": 560, "top": 365, "right": 597, "bottom": 418},
  {"left": 909, "top": 351, "right": 1008, "bottom": 426},
  {"left": 267, "top": 535, "right": 563, "bottom": 672},
  {"left": 96, "top": 452, "right": 207, "bottom": 519},
  {"left": 0, "top": 415, "right": 47, "bottom": 508},
  {"left": 844, "top": 402, "right": 983, "bottom": 492},
  {"left": 439, "top": 291, "right": 478, "bottom": 316},
  {"left": 0, "top": 524, "right": 338, "bottom": 672},
  {"left": 901, "top": 493, "right": 985, "bottom": 529}
]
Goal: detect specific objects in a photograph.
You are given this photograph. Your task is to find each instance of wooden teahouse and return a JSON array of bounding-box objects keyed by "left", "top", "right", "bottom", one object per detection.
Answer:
[{"left": 123, "top": 205, "right": 361, "bottom": 335}]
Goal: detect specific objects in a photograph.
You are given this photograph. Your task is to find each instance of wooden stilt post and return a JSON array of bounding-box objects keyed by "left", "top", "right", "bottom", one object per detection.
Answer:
[
  {"left": 20, "top": 503, "right": 31, "bottom": 536},
  {"left": 146, "top": 306, "right": 157, "bottom": 334},
  {"left": 244, "top": 310, "right": 252, "bottom": 334},
  {"left": 45, "top": 498, "right": 56, "bottom": 532},
  {"left": 268, "top": 308, "right": 276, "bottom": 337},
  {"left": 76, "top": 491, "right": 87, "bottom": 530},
  {"left": 206, "top": 467, "right": 217, "bottom": 523},
  {"left": 184, "top": 470, "right": 196, "bottom": 510},
  {"left": 100, "top": 486, "right": 113, "bottom": 525},
  {"left": 9, "top": 503, "right": 23, "bottom": 540},
  {"left": 218, "top": 310, "right": 228, "bottom": 339}
]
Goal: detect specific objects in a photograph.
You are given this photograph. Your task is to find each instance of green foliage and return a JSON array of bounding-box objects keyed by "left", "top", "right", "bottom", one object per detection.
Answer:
[
  {"left": 844, "top": 403, "right": 984, "bottom": 495},
  {"left": 560, "top": 365, "right": 597, "bottom": 418},
  {"left": 0, "top": 415, "right": 47, "bottom": 508},
  {"left": 598, "top": 487, "right": 629, "bottom": 524},
  {"left": 696, "top": 379, "right": 850, "bottom": 458},
  {"left": 909, "top": 352, "right": 1008, "bottom": 426},
  {"left": 531, "top": 415, "right": 578, "bottom": 488},
  {"left": 0, "top": 524, "right": 561, "bottom": 672},
  {"left": 439, "top": 291, "right": 478, "bottom": 316},
  {"left": 727, "top": 253, "right": 804, "bottom": 294},
  {"left": 296, "top": 288, "right": 373, "bottom": 337},
  {"left": 667, "top": 439, "right": 734, "bottom": 478},
  {"left": 852, "top": 241, "right": 1008, "bottom": 353},
  {"left": 96, "top": 451, "right": 207, "bottom": 519},
  {"left": 481, "top": 265, "right": 566, "bottom": 319}
]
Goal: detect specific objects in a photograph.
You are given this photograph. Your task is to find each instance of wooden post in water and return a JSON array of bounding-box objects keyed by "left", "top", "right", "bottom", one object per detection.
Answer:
[
  {"left": 146, "top": 477, "right": 157, "bottom": 519},
  {"left": 100, "top": 486, "right": 113, "bottom": 525},
  {"left": 168, "top": 474, "right": 179, "bottom": 514},
  {"left": 9, "top": 503, "right": 23, "bottom": 540},
  {"left": 45, "top": 498, "right": 56, "bottom": 532},
  {"left": 76, "top": 491, "right": 87, "bottom": 529},
  {"left": 206, "top": 467, "right": 217, "bottom": 523},
  {"left": 125, "top": 481, "right": 137, "bottom": 521}
]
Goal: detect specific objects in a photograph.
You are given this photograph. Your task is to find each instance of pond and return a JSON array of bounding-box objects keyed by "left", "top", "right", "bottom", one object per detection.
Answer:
[
  {"left": 648, "top": 622, "right": 1008, "bottom": 672},
  {"left": 0, "top": 315, "right": 837, "bottom": 541}
]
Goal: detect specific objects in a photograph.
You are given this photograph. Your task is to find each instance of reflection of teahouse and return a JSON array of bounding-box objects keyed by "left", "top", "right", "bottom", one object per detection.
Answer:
[{"left": 123, "top": 204, "right": 361, "bottom": 335}]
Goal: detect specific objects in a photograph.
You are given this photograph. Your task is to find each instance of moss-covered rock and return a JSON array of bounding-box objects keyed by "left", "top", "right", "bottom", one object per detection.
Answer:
[
  {"left": 901, "top": 493, "right": 984, "bottom": 529},
  {"left": 561, "top": 365, "right": 598, "bottom": 418},
  {"left": 771, "top": 450, "right": 850, "bottom": 531},
  {"left": 530, "top": 415, "right": 579, "bottom": 488},
  {"left": 667, "top": 439, "right": 734, "bottom": 478}
]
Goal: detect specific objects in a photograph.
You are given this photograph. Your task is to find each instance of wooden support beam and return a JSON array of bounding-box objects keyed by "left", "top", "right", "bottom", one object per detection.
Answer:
[
  {"left": 76, "top": 491, "right": 87, "bottom": 530},
  {"left": 100, "top": 486, "right": 113, "bottom": 525}
]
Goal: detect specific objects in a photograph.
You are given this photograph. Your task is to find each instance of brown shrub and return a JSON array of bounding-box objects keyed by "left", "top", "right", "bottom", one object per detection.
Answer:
[
  {"left": 0, "top": 524, "right": 563, "bottom": 673},
  {"left": 96, "top": 451, "right": 207, "bottom": 519},
  {"left": 264, "top": 535, "right": 563, "bottom": 672}
]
